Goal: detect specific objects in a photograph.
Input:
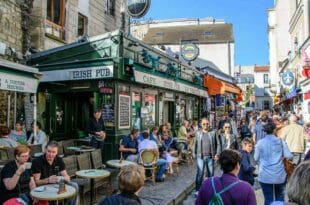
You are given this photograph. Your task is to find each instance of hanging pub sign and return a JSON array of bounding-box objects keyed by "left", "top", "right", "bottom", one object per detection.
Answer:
[
  {"left": 181, "top": 42, "right": 199, "bottom": 62},
  {"left": 281, "top": 71, "right": 295, "bottom": 87},
  {"left": 127, "top": 0, "right": 151, "bottom": 18}
]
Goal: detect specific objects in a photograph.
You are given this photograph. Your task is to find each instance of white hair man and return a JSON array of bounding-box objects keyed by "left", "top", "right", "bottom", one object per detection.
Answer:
[{"left": 280, "top": 114, "right": 308, "bottom": 165}]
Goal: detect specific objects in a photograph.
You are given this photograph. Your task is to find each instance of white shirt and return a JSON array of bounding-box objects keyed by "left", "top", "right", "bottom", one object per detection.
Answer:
[{"left": 138, "top": 139, "right": 158, "bottom": 152}]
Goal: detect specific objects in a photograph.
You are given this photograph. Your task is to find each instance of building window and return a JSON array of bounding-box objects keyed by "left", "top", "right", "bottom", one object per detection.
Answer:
[
  {"left": 78, "top": 13, "right": 87, "bottom": 37},
  {"left": 105, "top": 0, "right": 115, "bottom": 16},
  {"left": 46, "top": 0, "right": 66, "bottom": 40},
  {"left": 263, "top": 100, "right": 270, "bottom": 110},
  {"left": 263, "top": 74, "right": 269, "bottom": 84}
]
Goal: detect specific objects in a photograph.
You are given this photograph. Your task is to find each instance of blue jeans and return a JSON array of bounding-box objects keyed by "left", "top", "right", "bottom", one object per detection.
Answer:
[
  {"left": 156, "top": 159, "right": 168, "bottom": 180},
  {"left": 195, "top": 156, "right": 214, "bottom": 191},
  {"left": 260, "top": 182, "right": 285, "bottom": 205}
]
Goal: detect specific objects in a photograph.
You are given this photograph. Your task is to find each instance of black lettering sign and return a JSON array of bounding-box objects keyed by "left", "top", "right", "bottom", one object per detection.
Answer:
[
  {"left": 72, "top": 70, "right": 92, "bottom": 79},
  {"left": 96, "top": 68, "right": 110, "bottom": 78}
]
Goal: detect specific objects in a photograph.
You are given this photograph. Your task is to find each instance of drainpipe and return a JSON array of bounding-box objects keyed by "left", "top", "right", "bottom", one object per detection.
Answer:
[
  {"left": 7, "top": 94, "right": 11, "bottom": 127},
  {"left": 14, "top": 92, "right": 17, "bottom": 126},
  {"left": 227, "top": 41, "right": 232, "bottom": 76}
]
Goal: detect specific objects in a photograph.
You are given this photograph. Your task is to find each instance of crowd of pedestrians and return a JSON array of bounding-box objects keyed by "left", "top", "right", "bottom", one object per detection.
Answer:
[
  {"left": 1, "top": 109, "right": 309, "bottom": 205},
  {"left": 195, "top": 110, "right": 310, "bottom": 205}
]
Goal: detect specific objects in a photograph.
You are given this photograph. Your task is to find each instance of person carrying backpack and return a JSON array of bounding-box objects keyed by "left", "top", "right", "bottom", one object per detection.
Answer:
[{"left": 195, "top": 149, "right": 257, "bottom": 205}]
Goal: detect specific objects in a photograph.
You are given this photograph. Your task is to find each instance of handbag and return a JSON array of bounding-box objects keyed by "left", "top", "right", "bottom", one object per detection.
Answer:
[{"left": 281, "top": 140, "right": 296, "bottom": 179}]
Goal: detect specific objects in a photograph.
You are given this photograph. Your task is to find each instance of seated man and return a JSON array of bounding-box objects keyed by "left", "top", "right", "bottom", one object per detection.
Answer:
[
  {"left": 31, "top": 141, "right": 79, "bottom": 205},
  {"left": 119, "top": 129, "right": 140, "bottom": 162},
  {"left": 138, "top": 131, "right": 167, "bottom": 182},
  {"left": 177, "top": 120, "right": 191, "bottom": 159}
]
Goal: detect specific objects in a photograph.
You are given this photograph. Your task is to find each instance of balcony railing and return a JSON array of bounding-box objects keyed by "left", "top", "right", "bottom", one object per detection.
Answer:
[{"left": 45, "top": 20, "right": 65, "bottom": 40}]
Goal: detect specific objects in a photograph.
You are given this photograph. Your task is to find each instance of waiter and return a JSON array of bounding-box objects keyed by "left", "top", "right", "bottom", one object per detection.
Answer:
[{"left": 88, "top": 108, "right": 106, "bottom": 161}]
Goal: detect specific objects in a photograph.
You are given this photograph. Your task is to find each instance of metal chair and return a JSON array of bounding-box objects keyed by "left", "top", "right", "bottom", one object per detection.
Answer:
[
  {"left": 30, "top": 144, "right": 43, "bottom": 157},
  {"left": 90, "top": 149, "right": 106, "bottom": 169},
  {"left": 63, "top": 155, "right": 90, "bottom": 205},
  {"left": 62, "top": 139, "right": 75, "bottom": 156},
  {"left": 139, "top": 149, "right": 158, "bottom": 184}
]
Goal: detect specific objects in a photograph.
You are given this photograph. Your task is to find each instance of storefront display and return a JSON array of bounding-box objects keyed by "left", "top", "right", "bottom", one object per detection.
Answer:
[{"left": 141, "top": 93, "right": 156, "bottom": 128}]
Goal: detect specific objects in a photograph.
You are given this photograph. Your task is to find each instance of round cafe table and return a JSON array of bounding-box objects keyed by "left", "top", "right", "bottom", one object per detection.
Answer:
[
  {"left": 30, "top": 184, "right": 76, "bottom": 203},
  {"left": 106, "top": 159, "right": 136, "bottom": 169},
  {"left": 76, "top": 169, "right": 110, "bottom": 205}
]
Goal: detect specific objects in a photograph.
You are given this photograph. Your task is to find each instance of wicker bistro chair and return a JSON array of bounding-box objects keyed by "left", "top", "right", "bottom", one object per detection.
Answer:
[
  {"left": 63, "top": 155, "right": 90, "bottom": 205},
  {"left": 0, "top": 147, "right": 15, "bottom": 160},
  {"left": 139, "top": 149, "right": 158, "bottom": 184}
]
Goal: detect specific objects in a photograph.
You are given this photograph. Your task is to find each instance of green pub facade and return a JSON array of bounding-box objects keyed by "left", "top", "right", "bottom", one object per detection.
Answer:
[{"left": 28, "top": 30, "right": 208, "bottom": 161}]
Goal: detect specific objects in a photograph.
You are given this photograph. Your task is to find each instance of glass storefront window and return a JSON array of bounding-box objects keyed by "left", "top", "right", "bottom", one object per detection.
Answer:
[
  {"left": 131, "top": 92, "right": 141, "bottom": 129},
  {"left": 141, "top": 94, "right": 156, "bottom": 128}
]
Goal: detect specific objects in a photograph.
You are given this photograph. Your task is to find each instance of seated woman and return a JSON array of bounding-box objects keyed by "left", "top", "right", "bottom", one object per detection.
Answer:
[
  {"left": 27, "top": 122, "right": 48, "bottom": 151},
  {"left": 9, "top": 121, "right": 27, "bottom": 144},
  {"left": 149, "top": 126, "right": 161, "bottom": 146},
  {"left": 0, "top": 126, "right": 17, "bottom": 148},
  {"left": 98, "top": 164, "right": 145, "bottom": 205},
  {"left": 160, "top": 131, "right": 178, "bottom": 173},
  {"left": 0, "top": 145, "right": 47, "bottom": 205}
]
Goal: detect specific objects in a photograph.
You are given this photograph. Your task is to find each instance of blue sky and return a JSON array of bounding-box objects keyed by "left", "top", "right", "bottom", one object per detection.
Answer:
[{"left": 142, "top": 0, "right": 274, "bottom": 66}]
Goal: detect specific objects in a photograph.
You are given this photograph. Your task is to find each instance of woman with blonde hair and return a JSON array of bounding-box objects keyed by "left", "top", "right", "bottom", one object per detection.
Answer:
[{"left": 98, "top": 164, "right": 145, "bottom": 205}]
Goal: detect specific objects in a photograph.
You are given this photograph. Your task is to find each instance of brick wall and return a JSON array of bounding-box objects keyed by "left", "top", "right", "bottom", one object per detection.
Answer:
[{"left": 0, "top": 0, "right": 23, "bottom": 60}]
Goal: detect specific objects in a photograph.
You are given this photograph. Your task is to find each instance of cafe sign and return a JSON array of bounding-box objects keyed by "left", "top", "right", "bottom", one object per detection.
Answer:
[
  {"left": 134, "top": 70, "right": 208, "bottom": 98},
  {"left": 0, "top": 72, "right": 38, "bottom": 93},
  {"left": 41, "top": 66, "right": 113, "bottom": 82},
  {"left": 181, "top": 43, "right": 199, "bottom": 62}
]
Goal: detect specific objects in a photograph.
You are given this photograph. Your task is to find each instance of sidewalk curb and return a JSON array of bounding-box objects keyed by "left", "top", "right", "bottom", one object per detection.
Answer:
[{"left": 167, "top": 180, "right": 195, "bottom": 205}]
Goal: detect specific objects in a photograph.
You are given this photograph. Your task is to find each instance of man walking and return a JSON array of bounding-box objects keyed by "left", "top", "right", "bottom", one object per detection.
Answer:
[
  {"left": 281, "top": 114, "right": 307, "bottom": 165},
  {"left": 192, "top": 117, "right": 217, "bottom": 195}
]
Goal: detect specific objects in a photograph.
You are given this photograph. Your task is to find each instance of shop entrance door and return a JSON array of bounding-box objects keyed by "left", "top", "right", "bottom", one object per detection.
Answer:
[
  {"left": 48, "top": 92, "right": 93, "bottom": 140},
  {"left": 163, "top": 101, "right": 174, "bottom": 126}
]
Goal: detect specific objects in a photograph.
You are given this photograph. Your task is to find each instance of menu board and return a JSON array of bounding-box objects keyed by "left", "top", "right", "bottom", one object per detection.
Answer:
[
  {"left": 119, "top": 94, "right": 131, "bottom": 129},
  {"left": 102, "top": 104, "right": 114, "bottom": 128}
]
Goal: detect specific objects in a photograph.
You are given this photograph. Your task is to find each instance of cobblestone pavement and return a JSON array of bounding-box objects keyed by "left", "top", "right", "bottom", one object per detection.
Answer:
[{"left": 97, "top": 163, "right": 265, "bottom": 205}]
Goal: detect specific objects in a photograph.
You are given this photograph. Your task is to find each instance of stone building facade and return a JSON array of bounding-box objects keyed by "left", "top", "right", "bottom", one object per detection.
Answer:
[{"left": 30, "top": 0, "right": 126, "bottom": 51}]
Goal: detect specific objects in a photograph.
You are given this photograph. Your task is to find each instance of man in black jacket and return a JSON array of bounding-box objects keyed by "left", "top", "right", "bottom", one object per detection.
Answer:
[{"left": 88, "top": 109, "right": 106, "bottom": 160}]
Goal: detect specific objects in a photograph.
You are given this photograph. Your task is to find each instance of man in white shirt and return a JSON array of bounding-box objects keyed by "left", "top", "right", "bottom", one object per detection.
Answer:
[{"left": 138, "top": 131, "right": 167, "bottom": 182}]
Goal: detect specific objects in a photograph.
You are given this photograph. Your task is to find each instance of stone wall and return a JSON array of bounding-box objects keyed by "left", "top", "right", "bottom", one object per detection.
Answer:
[{"left": 0, "top": 0, "right": 23, "bottom": 60}]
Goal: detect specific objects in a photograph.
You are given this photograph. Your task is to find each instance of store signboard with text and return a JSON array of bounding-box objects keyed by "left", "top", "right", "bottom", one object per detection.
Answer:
[
  {"left": 0, "top": 71, "right": 38, "bottom": 93},
  {"left": 134, "top": 70, "right": 208, "bottom": 97}
]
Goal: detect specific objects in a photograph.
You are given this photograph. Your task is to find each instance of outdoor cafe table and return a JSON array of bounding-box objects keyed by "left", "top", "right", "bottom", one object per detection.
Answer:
[
  {"left": 106, "top": 159, "right": 136, "bottom": 169},
  {"left": 30, "top": 184, "right": 76, "bottom": 204},
  {"left": 76, "top": 169, "right": 110, "bottom": 204},
  {"left": 66, "top": 146, "right": 95, "bottom": 154}
]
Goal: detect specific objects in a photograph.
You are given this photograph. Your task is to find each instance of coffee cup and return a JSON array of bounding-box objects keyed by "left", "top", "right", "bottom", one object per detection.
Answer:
[{"left": 25, "top": 162, "right": 32, "bottom": 169}]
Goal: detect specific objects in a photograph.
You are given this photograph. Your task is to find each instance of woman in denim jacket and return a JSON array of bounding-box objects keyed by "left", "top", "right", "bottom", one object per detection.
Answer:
[{"left": 254, "top": 123, "right": 293, "bottom": 205}]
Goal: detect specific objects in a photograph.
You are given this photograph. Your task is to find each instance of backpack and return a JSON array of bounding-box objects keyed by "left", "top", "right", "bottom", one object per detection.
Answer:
[{"left": 208, "top": 177, "right": 240, "bottom": 205}]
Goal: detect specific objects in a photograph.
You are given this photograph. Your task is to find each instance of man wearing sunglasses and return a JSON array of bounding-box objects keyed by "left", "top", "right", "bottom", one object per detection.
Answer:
[{"left": 192, "top": 117, "right": 217, "bottom": 196}]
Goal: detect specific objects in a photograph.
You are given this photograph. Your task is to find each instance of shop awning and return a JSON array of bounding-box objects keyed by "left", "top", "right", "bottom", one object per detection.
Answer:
[
  {"left": 204, "top": 74, "right": 224, "bottom": 95},
  {"left": 0, "top": 60, "right": 41, "bottom": 93},
  {"left": 223, "top": 82, "right": 241, "bottom": 94},
  {"left": 305, "top": 91, "right": 310, "bottom": 100},
  {"left": 204, "top": 74, "right": 241, "bottom": 96}
]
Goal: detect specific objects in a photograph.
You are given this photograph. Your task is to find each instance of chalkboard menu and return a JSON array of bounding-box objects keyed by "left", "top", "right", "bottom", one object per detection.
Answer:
[{"left": 119, "top": 94, "right": 131, "bottom": 129}]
